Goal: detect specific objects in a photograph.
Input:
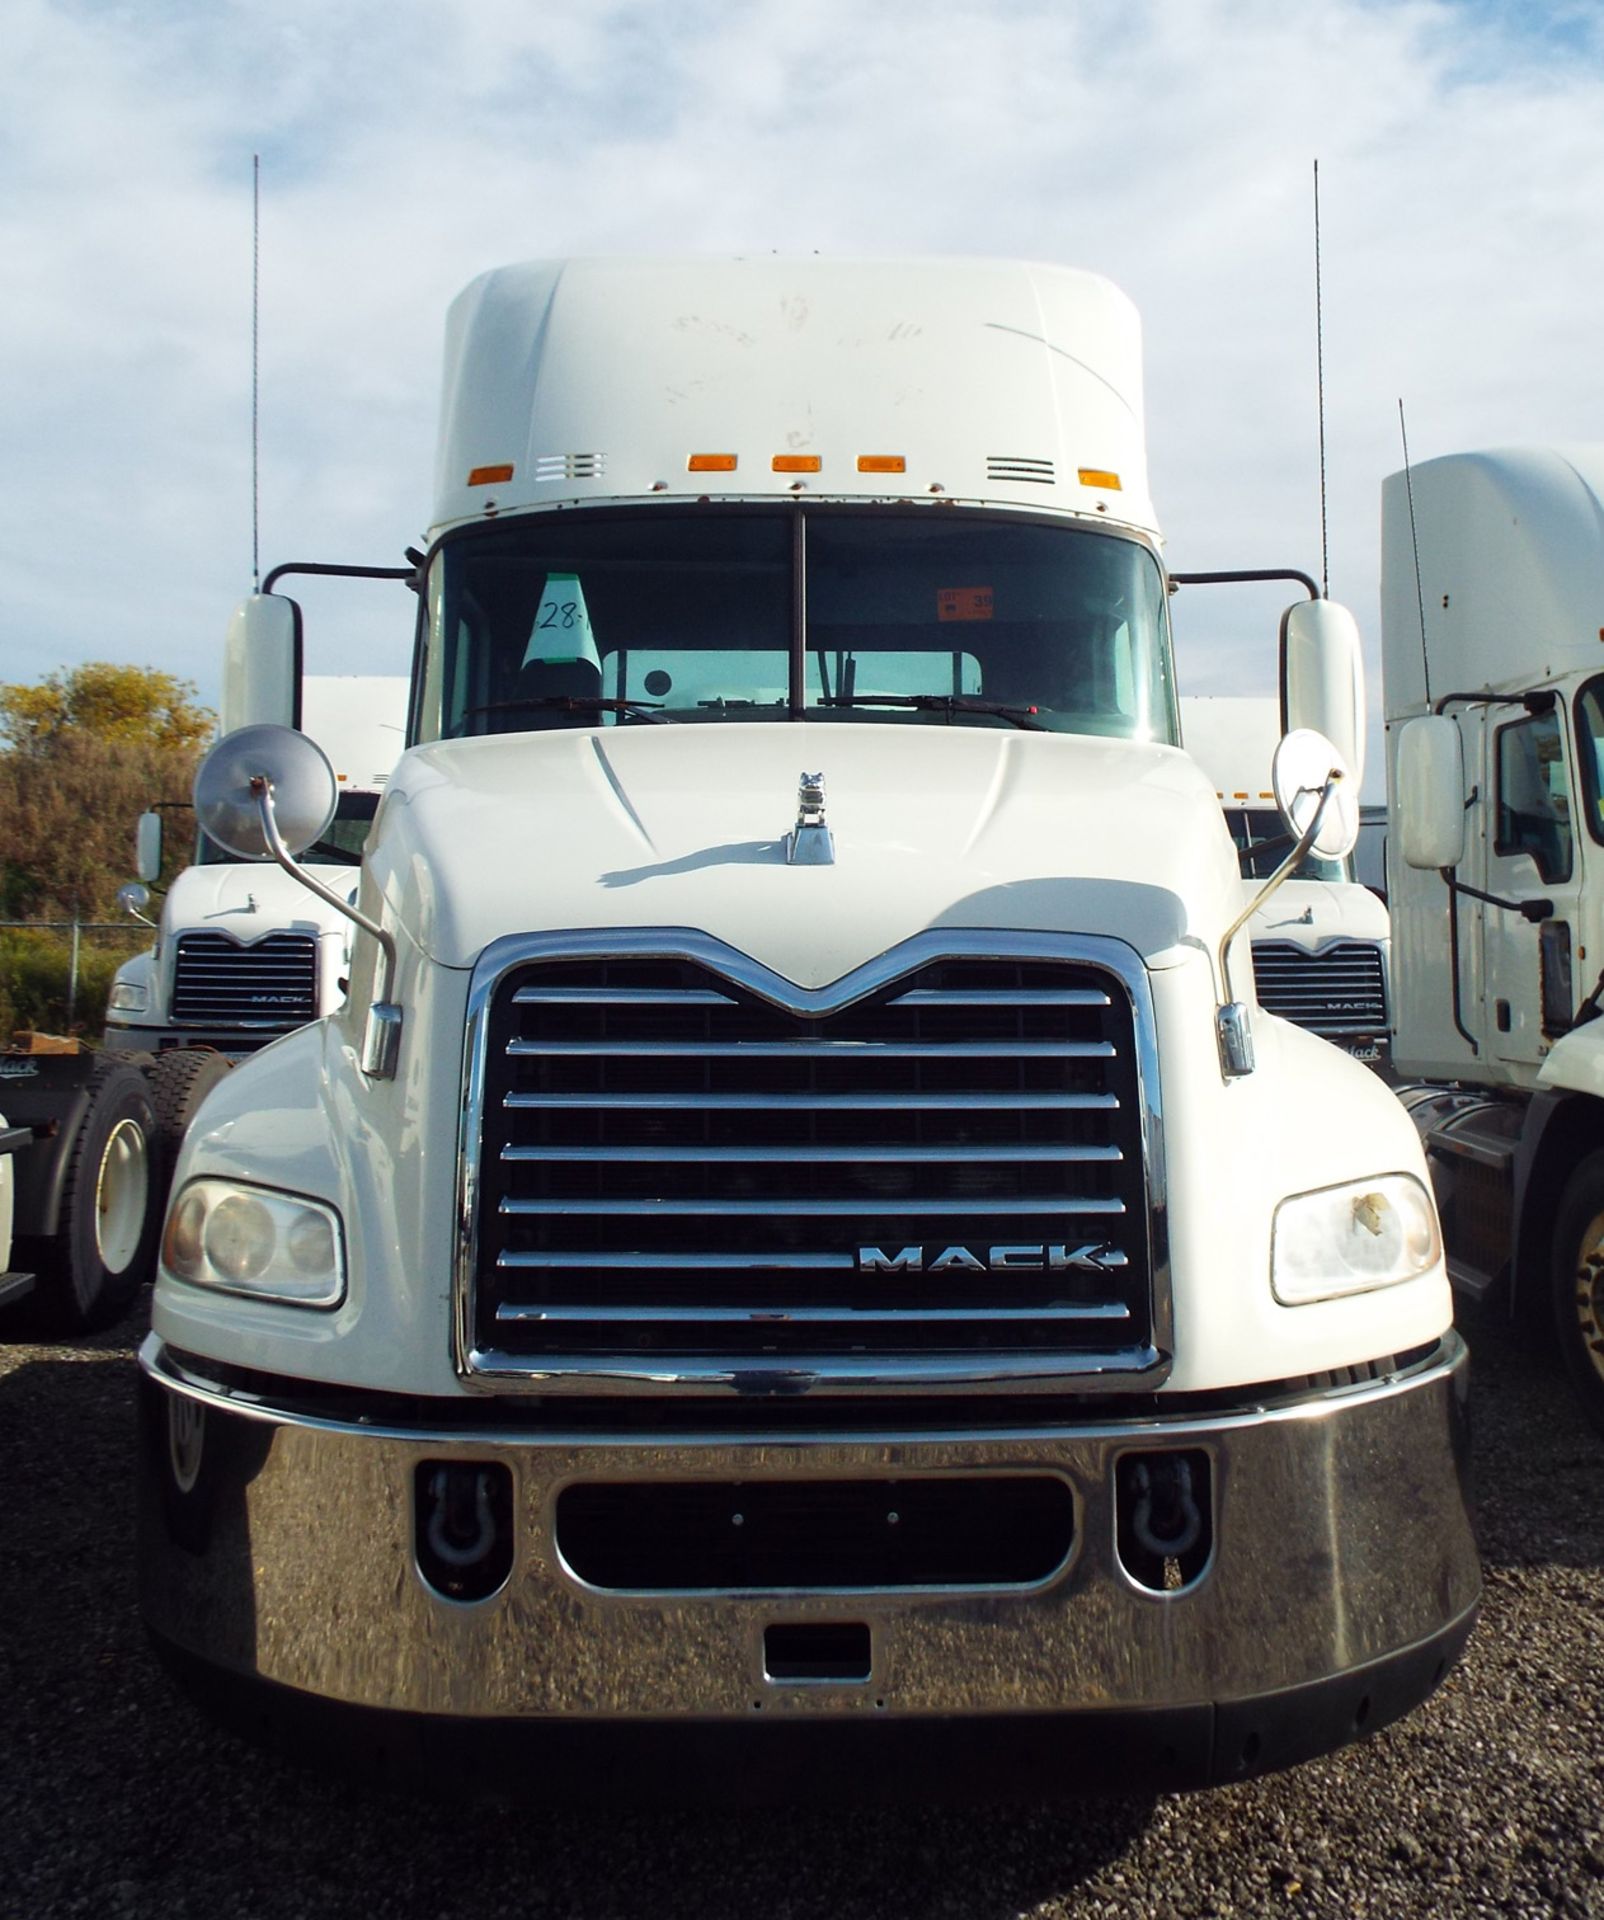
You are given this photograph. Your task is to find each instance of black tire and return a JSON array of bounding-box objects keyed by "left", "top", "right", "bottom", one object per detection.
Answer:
[
  {"left": 1551, "top": 1149, "right": 1604, "bottom": 1437},
  {"left": 34, "top": 1062, "right": 161, "bottom": 1331},
  {"left": 148, "top": 1049, "right": 235, "bottom": 1196}
]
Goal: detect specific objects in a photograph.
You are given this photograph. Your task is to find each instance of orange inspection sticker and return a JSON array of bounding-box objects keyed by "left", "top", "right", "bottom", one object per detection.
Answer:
[{"left": 938, "top": 586, "right": 994, "bottom": 622}]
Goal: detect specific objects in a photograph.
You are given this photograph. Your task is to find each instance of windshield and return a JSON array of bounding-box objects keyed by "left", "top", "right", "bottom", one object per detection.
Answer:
[
  {"left": 1223, "top": 806, "right": 1350, "bottom": 884},
  {"left": 417, "top": 507, "right": 1177, "bottom": 744},
  {"left": 198, "top": 789, "right": 379, "bottom": 867}
]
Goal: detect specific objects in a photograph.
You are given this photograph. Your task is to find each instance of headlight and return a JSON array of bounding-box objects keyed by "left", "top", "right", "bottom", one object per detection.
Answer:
[
  {"left": 163, "top": 1178, "right": 345, "bottom": 1307},
  {"left": 1271, "top": 1173, "right": 1441, "bottom": 1306},
  {"left": 107, "top": 982, "right": 148, "bottom": 1013}
]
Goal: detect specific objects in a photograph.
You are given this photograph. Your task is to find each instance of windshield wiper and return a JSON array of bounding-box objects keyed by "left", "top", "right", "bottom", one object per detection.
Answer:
[
  {"left": 818, "top": 694, "right": 1047, "bottom": 732},
  {"left": 459, "top": 696, "right": 670, "bottom": 727}
]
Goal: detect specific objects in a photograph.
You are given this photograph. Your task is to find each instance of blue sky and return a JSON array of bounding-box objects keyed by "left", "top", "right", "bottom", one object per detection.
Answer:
[{"left": 3, "top": 0, "right": 1602, "bottom": 781}]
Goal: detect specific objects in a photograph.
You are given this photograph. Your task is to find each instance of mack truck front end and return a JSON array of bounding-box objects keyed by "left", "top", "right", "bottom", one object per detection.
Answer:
[{"left": 137, "top": 258, "right": 1477, "bottom": 1794}]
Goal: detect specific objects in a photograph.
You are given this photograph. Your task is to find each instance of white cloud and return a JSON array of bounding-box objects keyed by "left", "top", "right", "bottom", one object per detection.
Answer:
[{"left": 2, "top": 0, "right": 1601, "bottom": 788}]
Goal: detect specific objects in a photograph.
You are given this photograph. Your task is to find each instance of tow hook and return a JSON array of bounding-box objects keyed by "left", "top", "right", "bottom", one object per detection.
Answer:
[
  {"left": 414, "top": 1460, "right": 514, "bottom": 1602},
  {"left": 1115, "top": 1450, "right": 1212, "bottom": 1593},
  {"left": 1131, "top": 1456, "right": 1203, "bottom": 1559}
]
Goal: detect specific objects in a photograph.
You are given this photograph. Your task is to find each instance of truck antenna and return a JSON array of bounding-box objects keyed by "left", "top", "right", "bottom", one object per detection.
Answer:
[
  {"left": 1313, "top": 159, "right": 1329, "bottom": 598},
  {"left": 252, "top": 152, "right": 261, "bottom": 594},
  {"left": 1398, "top": 398, "right": 1430, "bottom": 703}
]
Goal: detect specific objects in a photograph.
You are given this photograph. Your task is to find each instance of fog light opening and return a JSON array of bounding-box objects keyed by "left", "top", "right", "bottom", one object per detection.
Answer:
[
  {"left": 1115, "top": 1449, "right": 1213, "bottom": 1593},
  {"left": 414, "top": 1460, "right": 515, "bottom": 1602}
]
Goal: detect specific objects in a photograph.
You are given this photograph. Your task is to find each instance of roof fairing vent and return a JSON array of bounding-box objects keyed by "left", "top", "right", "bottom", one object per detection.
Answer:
[
  {"left": 986, "top": 456, "right": 1055, "bottom": 485},
  {"left": 535, "top": 453, "right": 606, "bottom": 483}
]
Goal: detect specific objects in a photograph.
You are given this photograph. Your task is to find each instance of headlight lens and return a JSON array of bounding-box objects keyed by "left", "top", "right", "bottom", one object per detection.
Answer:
[
  {"left": 163, "top": 1179, "right": 345, "bottom": 1307},
  {"left": 1271, "top": 1173, "right": 1441, "bottom": 1306},
  {"left": 107, "top": 982, "right": 148, "bottom": 1013}
]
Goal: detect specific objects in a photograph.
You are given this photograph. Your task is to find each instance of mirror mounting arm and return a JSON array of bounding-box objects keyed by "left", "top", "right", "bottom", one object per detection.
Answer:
[
  {"left": 1214, "top": 768, "right": 1342, "bottom": 1079},
  {"left": 250, "top": 776, "right": 403, "bottom": 1079}
]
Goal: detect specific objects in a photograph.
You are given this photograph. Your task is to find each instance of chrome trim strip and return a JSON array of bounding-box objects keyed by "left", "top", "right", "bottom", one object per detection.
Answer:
[
  {"left": 500, "top": 1250, "right": 860, "bottom": 1271},
  {"left": 456, "top": 927, "right": 1170, "bottom": 1394},
  {"left": 500, "top": 1143, "right": 1123, "bottom": 1165},
  {"left": 495, "top": 1301, "right": 1132, "bottom": 1325},
  {"left": 497, "top": 1195, "right": 1127, "bottom": 1218},
  {"left": 505, "top": 1090, "right": 1122, "bottom": 1111},
  {"left": 503, "top": 1038, "right": 1118, "bottom": 1059},
  {"left": 145, "top": 1331, "right": 1462, "bottom": 1444}
]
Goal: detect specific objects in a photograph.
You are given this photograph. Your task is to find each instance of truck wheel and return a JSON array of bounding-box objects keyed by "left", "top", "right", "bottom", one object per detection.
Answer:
[
  {"left": 1552, "top": 1150, "right": 1604, "bottom": 1436},
  {"left": 37, "top": 1063, "right": 161, "bottom": 1331},
  {"left": 148, "top": 1049, "right": 234, "bottom": 1193}
]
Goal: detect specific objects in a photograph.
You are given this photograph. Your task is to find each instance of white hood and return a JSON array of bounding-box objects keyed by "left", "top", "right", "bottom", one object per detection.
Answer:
[
  {"left": 1250, "top": 877, "right": 1390, "bottom": 948},
  {"left": 371, "top": 726, "right": 1242, "bottom": 986},
  {"left": 162, "top": 858, "right": 359, "bottom": 941}
]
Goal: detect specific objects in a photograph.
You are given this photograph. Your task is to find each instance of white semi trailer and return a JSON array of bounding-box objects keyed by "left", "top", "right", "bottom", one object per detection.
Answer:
[
  {"left": 136, "top": 257, "right": 1477, "bottom": 1794},
  {"left": 1386, "top": 444, "right": 1604, "bottom": 1434},
  {"left": 1182, "top": 695, "right": 1391, "bottom": 1063}
]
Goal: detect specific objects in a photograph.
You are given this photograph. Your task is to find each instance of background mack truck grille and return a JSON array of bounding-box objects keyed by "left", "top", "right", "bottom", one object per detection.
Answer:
[
  {"left": 468, "top": 950, "right": 1153, "bottom": 1372},
  {"left": 1251, "top": 940, "right": 1387, "bottom": 1037},
  {"left": 171, "top": 931, "right": 319, "bottom": 1027}
]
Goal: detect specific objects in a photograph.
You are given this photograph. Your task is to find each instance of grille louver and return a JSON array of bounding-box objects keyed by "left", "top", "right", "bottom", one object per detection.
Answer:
[
  {"left": 171, "top": 932, "right": 318, "bottom": 1028},
  {"left": 986, "top": 456, "right": 1055, "bottom": 485},
  {"left": 1252, "top": 941, "right": 1387, "bottom": 1036},
  {"left": 461, "top": 934, "right": 1164, "bottom": 1393},
  {"left": 535, "top": 452, "right": 606, "bottom": 482}
]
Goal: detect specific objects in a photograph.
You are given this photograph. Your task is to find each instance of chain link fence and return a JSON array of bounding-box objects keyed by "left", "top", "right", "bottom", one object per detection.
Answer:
[{"left": 0, "top": 919, "right": 153, "bottom": 1041}]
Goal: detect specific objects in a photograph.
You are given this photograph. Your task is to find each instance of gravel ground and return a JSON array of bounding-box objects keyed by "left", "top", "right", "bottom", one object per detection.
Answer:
[{"left": 2, "top": 1293, "right": 1601, "bottom": 1920}]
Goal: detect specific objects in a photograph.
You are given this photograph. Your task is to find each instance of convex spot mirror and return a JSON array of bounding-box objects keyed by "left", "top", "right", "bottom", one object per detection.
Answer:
[
  {"left": 194, "top": 724, "right": 338, "bottom": 861},
  {"left": 1281, "top": 599, "right": 1365, "bottom": 789},
  {"left": 1395, "top": 714, "right": 1466, "bottom": 869},
  {"left": 116, "top": 882, "right": 151, "bottom": 919},
  {"left": 1272, "top": 728, "right": 1359, "bottom": 861}
]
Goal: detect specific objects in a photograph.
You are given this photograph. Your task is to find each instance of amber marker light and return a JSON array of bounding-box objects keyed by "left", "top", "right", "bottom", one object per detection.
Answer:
[
  {"left": 1077, "top": 468, "right": 1122, "bottom": 490},
  {"left": 772, "top": 455, "right": 822, "bottom": 473},
  {"left": 857, "top": 455, "right": 906, "bottom": 474},
  {"left": 688, "top": 454, "right": 738, "bottom": 472},
  {"left": 467, "top": 464, "right": 515, "bottom": 486}
]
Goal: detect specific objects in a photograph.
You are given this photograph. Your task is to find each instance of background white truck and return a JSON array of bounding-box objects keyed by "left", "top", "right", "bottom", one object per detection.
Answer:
[
  {"left": 105, "top": 674, "right": 407, "bottom": 1060},
  {"left": 136, "top": 256, "right": 1477, "bottom": 1795},
  {"left": 1183, "top": 694, "right": 1391, "bottom": 1064},
  {"left": 1386, "top": 444, "right": 1604, "bottom": 1433}
]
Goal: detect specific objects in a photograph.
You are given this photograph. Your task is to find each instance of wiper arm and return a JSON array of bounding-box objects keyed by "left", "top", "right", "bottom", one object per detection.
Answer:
[
  {"left": 819, "top": 694, "right": 1047, "bottom": 732},
  {"left": 459, "top": 696, "right": 670, "bottom": 727}
]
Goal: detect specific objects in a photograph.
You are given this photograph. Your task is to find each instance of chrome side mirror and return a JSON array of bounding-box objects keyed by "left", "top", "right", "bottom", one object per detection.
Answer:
[
  {"left": 116, "top": 882, "right": 154, "bottom": 928},
  {"left": 192, "top": 724, "right": 401, "bottom": 1078}
]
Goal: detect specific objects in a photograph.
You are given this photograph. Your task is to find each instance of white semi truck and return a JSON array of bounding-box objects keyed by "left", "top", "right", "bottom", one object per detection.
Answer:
[
  {"left": 1182, "top": 695, "right": 1391, "bottom": 1064},
  {"left": 1386, "top": 444, "right": 1604, "bottom": 1434},
  {"left": 136, "top": 257, "right": 1477, "bottom": 1794},
  {"left": 105, "top": 674, "right": 408, "bottom": 1061}
]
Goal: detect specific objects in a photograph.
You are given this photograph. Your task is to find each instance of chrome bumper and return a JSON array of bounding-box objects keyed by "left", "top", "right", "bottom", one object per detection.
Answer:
[{"left": 137, "top": 1333, "right": 1478, "bottom": 1774}]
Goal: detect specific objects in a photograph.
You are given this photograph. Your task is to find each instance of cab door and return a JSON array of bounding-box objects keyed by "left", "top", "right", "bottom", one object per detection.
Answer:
[{"left": 1480, "top": 697, "right": 1581, "bottom": 1075}]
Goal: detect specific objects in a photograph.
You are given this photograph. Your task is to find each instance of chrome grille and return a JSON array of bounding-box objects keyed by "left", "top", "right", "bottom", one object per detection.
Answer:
[
  {"left": 461, "top": 933, "right": 1163, "bottom": 1391},
  {"left": 171, "top": 931, "right": 318, "bottom": 1028},
  {"left": 1252, "top": 940, "right": 1388, "bottom": 1037}
]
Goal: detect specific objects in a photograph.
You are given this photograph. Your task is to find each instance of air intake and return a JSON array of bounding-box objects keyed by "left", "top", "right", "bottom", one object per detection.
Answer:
[
  {"left": 534, "top": 453, "right": 606, "bottom": 482},
  {"left": 987, "top": 456, "right": 1055, "bottom": 485}
]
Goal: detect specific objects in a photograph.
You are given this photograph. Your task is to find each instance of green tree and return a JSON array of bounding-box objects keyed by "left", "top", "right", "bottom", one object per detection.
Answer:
[
  {"left": 0, "top": 662, "right": 213, "bottom": 756},
  {"left": 0, "top": 663, "right": 215, "bottom": 923}
]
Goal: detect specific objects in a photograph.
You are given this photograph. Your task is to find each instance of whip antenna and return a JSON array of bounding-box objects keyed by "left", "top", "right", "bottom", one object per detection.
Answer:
[
  {"left": 1313, "top": 158, "right": 1329, "bottom": 598},
  {"left": 252, "top": 153, "right": 261, "bottom": 593},
  {"left": 1398, "top": 398, "right": 1430, "bottom": 704}
]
